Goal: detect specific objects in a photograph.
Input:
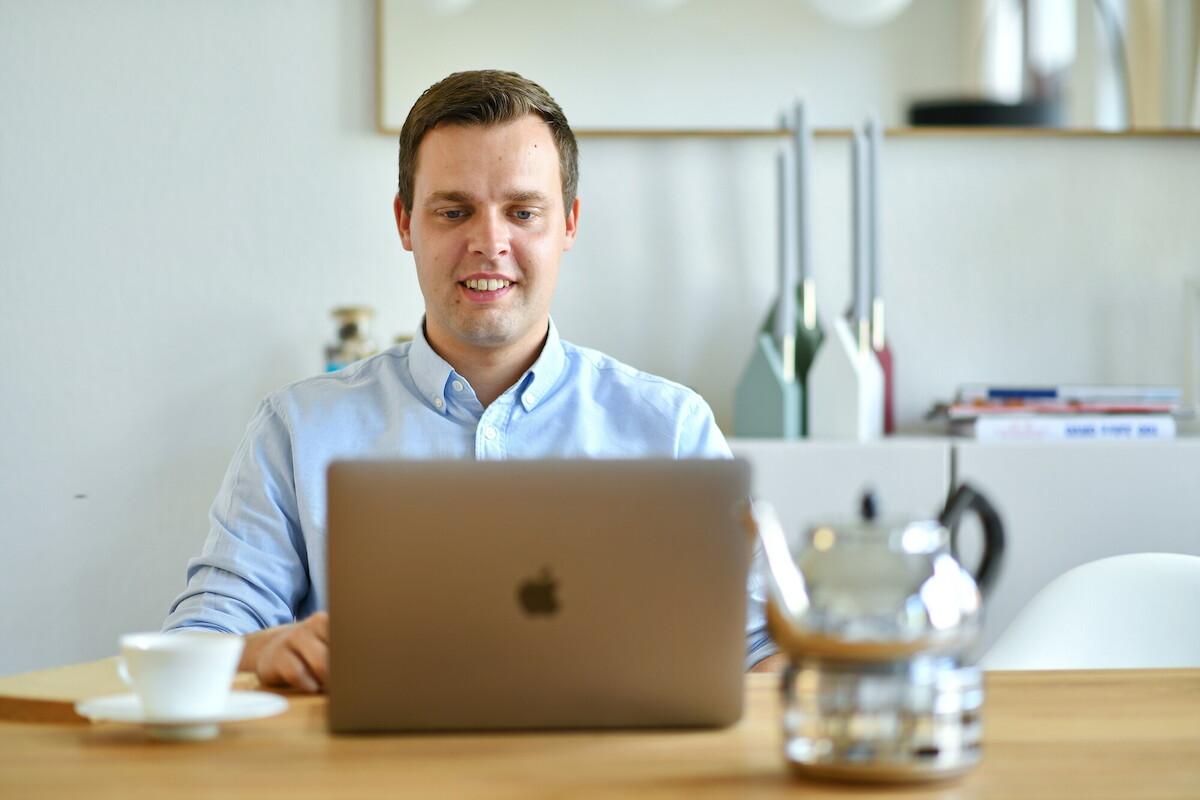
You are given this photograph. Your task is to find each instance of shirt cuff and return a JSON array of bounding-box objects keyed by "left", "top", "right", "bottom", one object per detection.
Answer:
[{"left": 745, "top": 632, "right": 779, "bottom": 671}]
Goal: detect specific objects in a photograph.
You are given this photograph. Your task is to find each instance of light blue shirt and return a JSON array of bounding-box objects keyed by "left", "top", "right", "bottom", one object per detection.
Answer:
[{"left": 164, "top": 320, "right": 774, "bottom": 667}]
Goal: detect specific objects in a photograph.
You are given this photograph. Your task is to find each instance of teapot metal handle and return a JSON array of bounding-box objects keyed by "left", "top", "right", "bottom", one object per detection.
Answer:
[{"left": 938, "top": 482, "right": 1005, "bottom": 596}]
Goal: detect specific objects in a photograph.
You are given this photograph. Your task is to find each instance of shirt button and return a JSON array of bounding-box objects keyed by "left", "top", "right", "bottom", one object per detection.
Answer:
[
  {"left": 433, "top": 397, "right": 444, "bottom": 409},
  {"left": 525, "top": 392, "right": 538, "bottom": 407},
  {"left": 484, "top": 425, "right": 498, "bottom": 440},
  {"left": 452, "top": 380, "right": 464, "bottom": 392}
]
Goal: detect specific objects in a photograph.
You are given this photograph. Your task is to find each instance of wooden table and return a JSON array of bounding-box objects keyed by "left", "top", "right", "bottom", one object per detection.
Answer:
[{"left": 1, "top": 660, "right": 1197, "bottom": 798}]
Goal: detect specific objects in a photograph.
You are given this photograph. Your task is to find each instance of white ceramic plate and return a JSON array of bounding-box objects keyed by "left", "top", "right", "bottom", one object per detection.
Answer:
[{"left": 75, "top": 691, "right": 289, "bottom": 740}]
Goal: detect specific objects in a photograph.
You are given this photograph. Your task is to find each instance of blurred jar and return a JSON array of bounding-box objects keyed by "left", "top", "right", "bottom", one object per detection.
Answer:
[{"left": 325, "top": 306, "right": 378, "bottom": 372}]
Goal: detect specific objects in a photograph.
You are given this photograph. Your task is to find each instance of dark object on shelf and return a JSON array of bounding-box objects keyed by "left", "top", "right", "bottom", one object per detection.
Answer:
[{"left": 907, "top": 98, "right": 1065, "bottom": 127}]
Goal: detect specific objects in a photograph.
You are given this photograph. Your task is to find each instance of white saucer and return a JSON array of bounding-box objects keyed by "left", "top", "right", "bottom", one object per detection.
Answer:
[{"left": 75, "top": 691, "right": 289, "bottom": 741}]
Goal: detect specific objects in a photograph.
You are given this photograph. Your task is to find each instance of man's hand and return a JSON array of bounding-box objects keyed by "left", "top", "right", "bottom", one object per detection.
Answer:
[
  {"left": 749, "top": 653, "right": 787, "bottom": 673},
  {"left": 240, "top": 611, "right": 329, "bottom": 693}
]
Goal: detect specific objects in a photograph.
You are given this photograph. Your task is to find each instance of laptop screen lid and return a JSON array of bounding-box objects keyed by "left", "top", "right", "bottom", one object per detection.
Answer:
[{"left": 327, "top": 458, "right": 752, "bottom": 733}]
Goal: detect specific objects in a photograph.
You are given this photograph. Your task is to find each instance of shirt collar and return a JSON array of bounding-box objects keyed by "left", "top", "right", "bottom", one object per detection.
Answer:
[
  {"left": 408, "top": 320, "right": 456, "bottom": 412},
  {"left": 518, "top": 318, "right": 566, "bottom": 411},
  {"left": 407, "top": 317, "right": 567, "bottom": 413}
]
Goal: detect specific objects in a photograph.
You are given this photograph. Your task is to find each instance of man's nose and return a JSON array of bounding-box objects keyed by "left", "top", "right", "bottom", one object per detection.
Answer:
[{"left": 468, "top": 210, "right": 510, "bottom": 260}]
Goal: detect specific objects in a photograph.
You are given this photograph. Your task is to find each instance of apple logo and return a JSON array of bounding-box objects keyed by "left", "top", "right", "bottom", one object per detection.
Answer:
[{"left": 518, "top": 567, "right": 560, "bottom": 616}]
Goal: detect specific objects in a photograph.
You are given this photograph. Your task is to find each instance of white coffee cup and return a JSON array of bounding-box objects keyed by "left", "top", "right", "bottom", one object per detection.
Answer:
[{"left": 117, "top": 632, "right": 244, "bottom": 720}]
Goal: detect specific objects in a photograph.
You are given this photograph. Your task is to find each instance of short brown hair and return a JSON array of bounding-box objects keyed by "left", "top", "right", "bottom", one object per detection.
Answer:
[{"left": 397, "top": 70, "right": 579, "bottom": 216}]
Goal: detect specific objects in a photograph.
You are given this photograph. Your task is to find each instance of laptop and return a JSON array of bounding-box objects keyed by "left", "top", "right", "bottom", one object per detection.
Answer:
[{"left": 326, "top": 458, "right": 752, "bottom": 733}]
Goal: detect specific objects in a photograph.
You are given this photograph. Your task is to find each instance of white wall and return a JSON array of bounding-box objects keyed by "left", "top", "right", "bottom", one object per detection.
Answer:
[
  {"left": 379, "top": 0, "right": 972, "bottom": 129},
  {"left": 1, "top": 0, "right": 410, "bottom": 674},
  {"left": 564, "top": 131, "right": 1200, "bottom": 428},
  {"left": 2, "top": 0, "right": 1199, "bottom": 675}
]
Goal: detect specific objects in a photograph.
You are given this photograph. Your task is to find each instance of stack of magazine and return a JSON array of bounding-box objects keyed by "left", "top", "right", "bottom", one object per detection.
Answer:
[{"left": 931, "top": 385, "right": 1184, "bottom": 441}]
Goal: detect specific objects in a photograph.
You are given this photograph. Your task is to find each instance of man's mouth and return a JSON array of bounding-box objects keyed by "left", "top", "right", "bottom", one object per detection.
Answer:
[
  {"left": 458, "top": 277, "right": 516, "bottom": 303},
  {"left": 460, "top": 278, "right": 513, "bottom": 293}
]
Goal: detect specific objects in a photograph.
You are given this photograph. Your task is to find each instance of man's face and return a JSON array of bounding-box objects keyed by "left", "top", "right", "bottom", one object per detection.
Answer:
[{"left": 395, "top": 115, "right": 579, "bottom": 357}]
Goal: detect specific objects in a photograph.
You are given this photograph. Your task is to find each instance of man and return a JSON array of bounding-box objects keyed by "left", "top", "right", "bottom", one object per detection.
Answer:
[{"left": 164, "top": 70, "right": 779, "bottom": 690}]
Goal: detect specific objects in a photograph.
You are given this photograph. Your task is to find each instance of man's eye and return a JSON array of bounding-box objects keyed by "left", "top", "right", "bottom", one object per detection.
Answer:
[
  {"left": 441, "top": 209, "right": 466, "bottom": 220},
  {"left": 513, "top": 210, "right": 535, "bottom": 221}
]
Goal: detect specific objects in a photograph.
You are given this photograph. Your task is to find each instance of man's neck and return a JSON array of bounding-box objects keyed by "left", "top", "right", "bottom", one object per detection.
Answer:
[{"left": 424, "top": 320, "right": 548, "bottom": 408}]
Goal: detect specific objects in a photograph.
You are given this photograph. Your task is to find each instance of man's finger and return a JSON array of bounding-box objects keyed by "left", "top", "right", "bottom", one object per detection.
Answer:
[
  {"left": 289, "top": 631, "right": 330, "bottom": 687},
  {"left": 261, "top": 643, "right": 319, "bottom": 693}
]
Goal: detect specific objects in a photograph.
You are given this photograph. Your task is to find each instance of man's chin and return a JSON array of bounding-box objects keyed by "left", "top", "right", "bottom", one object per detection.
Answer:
[{"left": 453, "top": 317, "right": 528, "bottom": 349}]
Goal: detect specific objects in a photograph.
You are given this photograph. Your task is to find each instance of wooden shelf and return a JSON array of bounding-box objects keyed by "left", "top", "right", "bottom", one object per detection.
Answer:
[{"left": 376, "top": 124, "right": 1200, "bottom": 140}]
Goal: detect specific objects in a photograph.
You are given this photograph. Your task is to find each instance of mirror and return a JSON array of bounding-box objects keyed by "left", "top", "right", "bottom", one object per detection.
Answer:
[{"left": 378, "top": 0, "right": 1200, "bottom": 134}]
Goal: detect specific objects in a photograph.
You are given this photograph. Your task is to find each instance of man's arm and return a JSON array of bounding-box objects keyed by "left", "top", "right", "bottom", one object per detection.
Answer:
[
  {"left": 163, "top": 398, "right": 324, "bottom": 691},
  {"left": 672, "top": 394, "right": 782, "bottom": 671},
  {"left": 672, "top": 393, "right": 732, "bottom": 460}
]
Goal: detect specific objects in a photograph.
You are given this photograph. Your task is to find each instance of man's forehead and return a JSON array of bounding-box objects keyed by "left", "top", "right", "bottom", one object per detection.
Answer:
[{"left": 412, "top": 116, "right": 563, "bottom": 202}]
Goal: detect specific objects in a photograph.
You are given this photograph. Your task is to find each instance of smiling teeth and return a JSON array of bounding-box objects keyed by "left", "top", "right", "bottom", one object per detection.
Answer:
[{"left": 465, "top": 279, "right": 511, "bottom": 291}]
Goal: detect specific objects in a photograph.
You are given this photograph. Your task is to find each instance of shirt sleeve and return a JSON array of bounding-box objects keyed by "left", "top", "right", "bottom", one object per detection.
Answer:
[
  {"left": 162, "top": 397, "right": 309, "bottom": 634},
  {"left": 745, "top": 541, "right": 780, "bottom": 669},
  {"left": 673, "top": 393, "right": 777, "bottom": 669},
  {"left": 672, "top": 393, "right": 733, "bottom": 459}
]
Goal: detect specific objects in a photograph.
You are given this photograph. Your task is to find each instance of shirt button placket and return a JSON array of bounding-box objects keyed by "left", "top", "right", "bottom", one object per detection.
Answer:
[{"left": 478, "top": 419, "right": 503, "bottom": 459}]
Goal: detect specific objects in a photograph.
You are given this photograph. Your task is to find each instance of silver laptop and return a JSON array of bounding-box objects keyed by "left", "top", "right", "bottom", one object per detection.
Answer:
[{"left": 326, "top": 458, "right": 752, "bottom": 733}]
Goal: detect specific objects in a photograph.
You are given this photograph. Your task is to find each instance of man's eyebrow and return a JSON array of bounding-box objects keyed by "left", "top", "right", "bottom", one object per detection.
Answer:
[
  {"left": 424, "top": 190, "right": 474, "bottom": 206},
  {"left": 507, "top": 190, "right": 550, "bottom": 204},
  {"left": 423, "top": 190, "right": 549, "bottom": 206}
]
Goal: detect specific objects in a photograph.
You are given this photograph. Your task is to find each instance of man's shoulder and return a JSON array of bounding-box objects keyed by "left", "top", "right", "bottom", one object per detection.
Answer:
[
  {"left": 558, "top": 339, "right": 714, "bottom": 430},
  {"left": 265, "top": 346, "right": 410, "bottom": 415},
  {"left": 558, "top": 339, "right": 729, "bottom": 458},
  {"left": 562, "top": 340, "right": 698, "bottom": 402}
]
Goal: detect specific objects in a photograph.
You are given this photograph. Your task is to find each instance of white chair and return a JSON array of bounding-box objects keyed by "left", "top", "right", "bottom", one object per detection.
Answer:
[{"left": 981, "top": 553, "right": 1200, "bottom": 671}]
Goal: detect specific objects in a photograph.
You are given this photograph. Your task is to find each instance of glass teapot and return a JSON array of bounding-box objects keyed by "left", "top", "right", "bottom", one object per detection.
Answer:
[
  {"left": 747, "top": 484, "right": 1006, "bottom": 782},
  {"left": 754, "top": 484, "right": 1004, "bottom": 661}
]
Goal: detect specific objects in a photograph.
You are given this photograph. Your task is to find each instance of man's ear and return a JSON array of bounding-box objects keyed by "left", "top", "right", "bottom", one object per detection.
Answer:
[
  {"left": 562, "top": 197, "right": 581, "bottom": 252},
  {"left": 394, "top": 195, "right": 414, "bottom": 252}
]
